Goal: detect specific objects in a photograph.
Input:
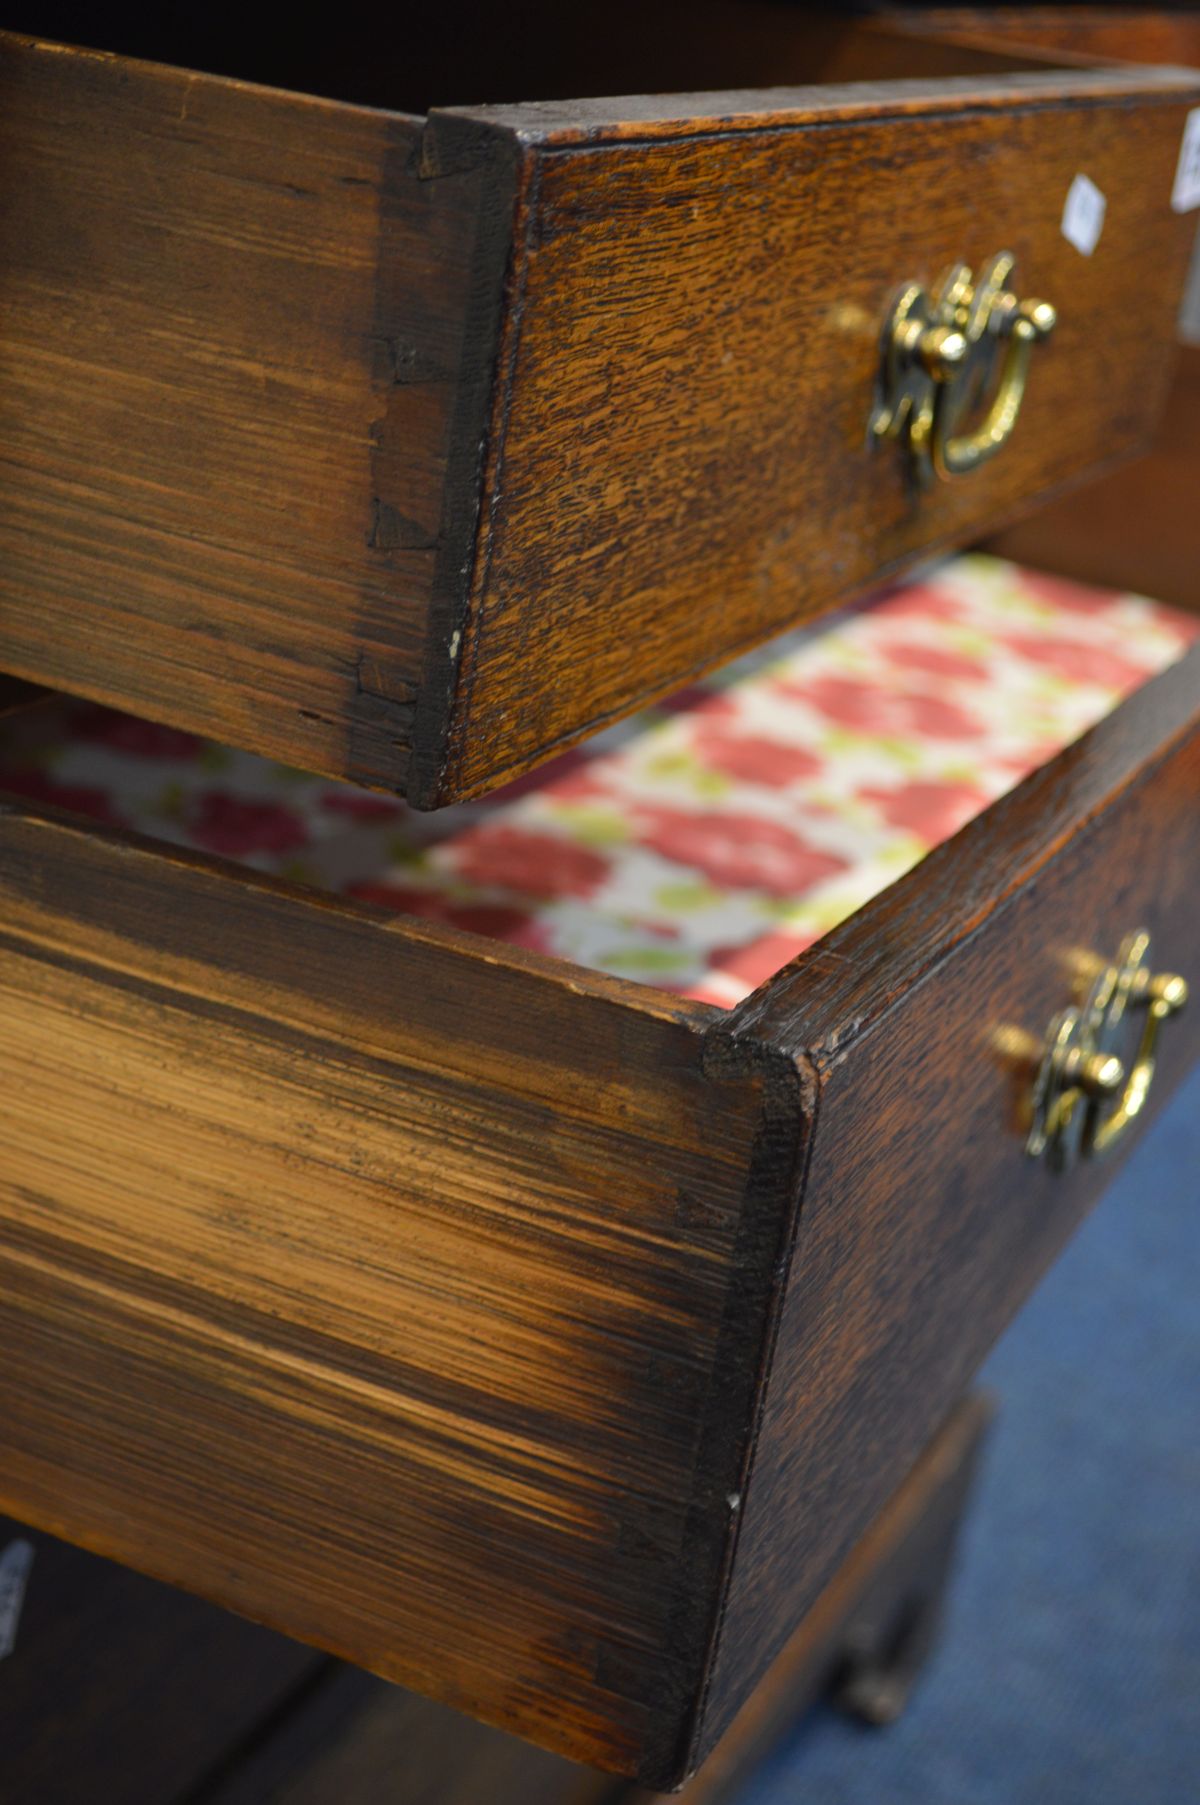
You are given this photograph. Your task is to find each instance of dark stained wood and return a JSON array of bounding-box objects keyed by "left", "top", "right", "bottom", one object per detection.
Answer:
[
  {"left": 201, "top": 1396, "right": 993, "bottom": 1805},
  {"left": 1, "top": 30, "right": 1196, "bottom": 804},
  {"left": 0, "top": 1512, "right": 320, "bottom": 1805},
  {"left": 988, "top": 346, "right": 1200, "bottom": 614},
  {"left": 896, "top": 8, "right": 1200, "bottom": 70},
  {"left": 0, "top": 639, "right": 1194, "bottom": 1784},
  {"left": 0, "top": 800, "right": 808, "bottom": 1784},
  {"left": 691, "top": 644, "right": 1200, "bottom": 1769},
  {"left": 637, "top": 1394, "right": 994, "bottom": 1804},
  {"left": 429, "top": 69, "right": 1200, "bottom": 800},
  {"left": 0, "top": 33, "right": 519, "bottom": 796},
  {"left": 0, "top": 7, "right": 1061, "bottom": 112}
]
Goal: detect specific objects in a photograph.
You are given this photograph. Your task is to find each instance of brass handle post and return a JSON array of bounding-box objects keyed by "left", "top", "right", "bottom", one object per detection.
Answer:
[
  {"left": 1022, "top": 932, "right": 1187, "bottom": 1169},
  {"left": 872, "top": 253, "right": 1056, "bottom": 488}
]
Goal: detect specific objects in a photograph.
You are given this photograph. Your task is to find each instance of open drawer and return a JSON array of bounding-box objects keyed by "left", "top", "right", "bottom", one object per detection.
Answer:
[
  {"left": 0, "top": 552, "right": 1196, "bottom": 1788},
  {"left": 1, "top": 9, "right": 1198, "bottom": 804}
]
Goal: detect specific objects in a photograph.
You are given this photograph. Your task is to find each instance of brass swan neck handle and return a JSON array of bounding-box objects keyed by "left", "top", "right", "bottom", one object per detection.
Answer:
[
  {"left": 872, "top": 252, "right": 1056, "bottom": 488},
  {"left": 1021, "top": 931, "right": 1188, "bottom": 1170}
]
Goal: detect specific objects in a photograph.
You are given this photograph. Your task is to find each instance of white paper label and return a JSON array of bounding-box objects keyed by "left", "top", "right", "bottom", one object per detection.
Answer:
[
  {"left": 1061, "top": 174, "right": 1107, "bottom": 256},
  {"left": 1173, "top": 108, "right": 1200, "bottom": 212},
  {"left": 0, "top": 1539, "right": 34, "bottom": 1661}
]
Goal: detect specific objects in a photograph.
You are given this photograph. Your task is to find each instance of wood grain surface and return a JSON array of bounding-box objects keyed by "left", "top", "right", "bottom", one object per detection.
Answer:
[
  {"left": 0, "top": 804, "right": 810, "bottom": 1784},
  {"left": 693, "top": 645, "right": 1200, "bottom": 1765},
  {"left": 0, "top": 1396, "right": 988, "bottom": 1804},
  {"left": 896, "top": 7, "right": 1200, "bottom": 69},
  {"left": 989, "top": 345, "right": 1200, "bottom": 613},
  {"left": 199, "top": 1396, "right": 992, "bottom": 1805},
  {"left": 0, "top": 34, "right": 516, "bottom": 796},
  {"left": 431, "top": 68, "right": 1200, "bottom": 800},
  {"left": 0, "top": 642, "right": 1195, "bottom": 1782},
  {"left": 2, "top": 31, "right": 1196, "bottom": 804}
]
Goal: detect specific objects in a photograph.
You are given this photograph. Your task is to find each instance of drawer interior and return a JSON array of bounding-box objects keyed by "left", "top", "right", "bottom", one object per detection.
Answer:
[
  {"left": 3, "top": 2, "right": 1072, "bottom": 110},
  {"left": 3, "top": 553, "right": 1193, "bottom": 1009}
]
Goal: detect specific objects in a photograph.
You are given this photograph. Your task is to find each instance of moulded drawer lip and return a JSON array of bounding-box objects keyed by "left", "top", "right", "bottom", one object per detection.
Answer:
[
  {"left": 1, "top": 31, "right": 1198, "bottom": 803},
  {"left": 0, "top": 643, "right": 1196, "bottom": 1786}
]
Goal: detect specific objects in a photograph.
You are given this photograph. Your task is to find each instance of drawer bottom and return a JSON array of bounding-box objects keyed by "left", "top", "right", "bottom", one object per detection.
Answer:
[{"left": 1, "top": 555, "right": 1193, "bottom": 1006}]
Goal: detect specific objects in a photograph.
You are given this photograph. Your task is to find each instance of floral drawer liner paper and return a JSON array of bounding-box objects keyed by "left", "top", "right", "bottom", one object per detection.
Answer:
[{"left": 1, "top": 555, "right": 1195, "bottom": 1008}]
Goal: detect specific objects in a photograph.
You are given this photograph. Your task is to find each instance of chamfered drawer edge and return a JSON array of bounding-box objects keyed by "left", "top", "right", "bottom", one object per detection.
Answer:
[
  {"left": 0, "top": 646, "right": 1195, "bottom": 1784},
  {"left": 2, "top": 33, "right": 1198, "bottom": 806},
  {"left": 690, "top": 642, "right": 1200, "bottom": 1769}
]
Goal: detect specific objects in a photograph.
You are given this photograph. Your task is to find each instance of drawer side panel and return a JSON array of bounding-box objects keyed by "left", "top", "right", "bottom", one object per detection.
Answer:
[
  {"left": 692, "top": 649, "right": 1200, "bottom": 1763},
  {"left": 0, "top": 811, "right": 775, "bottom": 1778},
  {"left": 0, "top": 37, "right": 505, "bottom": 793}
]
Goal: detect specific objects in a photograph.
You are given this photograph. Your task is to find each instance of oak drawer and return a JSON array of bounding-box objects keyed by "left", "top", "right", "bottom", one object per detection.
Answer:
[
  {"left": 1, "top": 15, "right": 1198, "bottom": 803},
  {"left": 0, "top": 556, "right": 1196, "bottom": 1787}
]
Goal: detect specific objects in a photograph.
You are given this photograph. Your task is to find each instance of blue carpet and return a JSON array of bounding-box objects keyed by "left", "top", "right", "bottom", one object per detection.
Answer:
[{"left": 734, "top": 1067, "right": 1200, "bottom": 1805}]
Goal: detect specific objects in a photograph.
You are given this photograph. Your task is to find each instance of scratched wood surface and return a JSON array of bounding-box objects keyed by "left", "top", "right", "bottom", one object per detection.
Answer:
[
  {"left": 432, "top": 69, "right": 1200, "bottom": 799},
  {"left": 0, "top": 33, "right": 514, "bottom": 797},
  {"left": 2, "top": 27, "right": 1196, "bottom": 804},
  {"left": 0, "top": 1397, "right": 990, "bottom": 1804},
  {"left": 693, "top": 645, "right": 1200, "bottom": 1765},
  {"left": 200, "top": 1397, "right": 992, "bottom": 1805},
  {"left": 0, "top": 803, "right": 808, "bottom": 1785},
  {"left": 0, "top": 637, "right": 1196, "bottom": 1782}
]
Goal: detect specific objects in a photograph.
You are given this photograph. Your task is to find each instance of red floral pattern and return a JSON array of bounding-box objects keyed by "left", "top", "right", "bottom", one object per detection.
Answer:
[
  {"left": 1, "top": 556, "right": 1194, "bottom": 1010},
  {"left": 347, "top": 880, "right": 554, "bottom": 949},
  {"left": 999, "top": 634, "right": 1148, "bottom": 690},
  {"left": 629, "top": 806, "right": 849, "bottom": 895},
  {"left": 445, "top": 826, "right": 612, "bottom": 900},
  {"left": 858, "top": 779, "right": 992, "bottom": 842},
  {"left": 778, "top": 674, "right": 986, "bottom": 741},
  {"left": 69, "top": 702, "right": 203, "bottom": 760},
  {"left": 0, "top": 766, "right": 124, "bottom": 827},
  {"left": 690, "top": 725, "right": 823, "bottom": 785},
  {"left": 188, "top": 793, "right": 310, "bottom": 857}
]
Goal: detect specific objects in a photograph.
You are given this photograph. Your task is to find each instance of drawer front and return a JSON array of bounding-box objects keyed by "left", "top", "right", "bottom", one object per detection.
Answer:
[
  {"left": 1, "top": 36, "right": 1197, "bottom": 804},
  {"left": 0, "top": 649, "right": 1195, "bottom": 1786},
  {"left": 425, "top": 69, "right": 1200, "bottom": 799},
  {"left": 697, "top": 647, "right": 1200, "bottom": 1764}
]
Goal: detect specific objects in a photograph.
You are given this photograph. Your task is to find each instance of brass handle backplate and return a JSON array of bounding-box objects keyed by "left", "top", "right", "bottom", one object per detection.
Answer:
[
  {"left": 871, "top": 252, "right": 1056, "bottom": 487},
  {"left": 1023, "top": 932, "right": 1188, "bottom": 1170}
]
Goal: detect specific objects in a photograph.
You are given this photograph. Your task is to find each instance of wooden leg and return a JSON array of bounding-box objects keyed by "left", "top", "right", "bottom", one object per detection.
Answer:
[
  {"left": 832, "top": 1394, "right": 992, "bottom": 1729},
  {"left": 0, "top": 1395, "right": 992, "bottom": 1805}
]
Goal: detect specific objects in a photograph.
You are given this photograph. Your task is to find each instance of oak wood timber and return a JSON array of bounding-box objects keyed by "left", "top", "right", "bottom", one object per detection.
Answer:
[
  {"left": 202, "top": 1397, "right": 993, "bottom": 1805},
  {"left": 0, "top": 33, "right": 517, "bottom": 795},
  {"left": 0, "top": 803, "right": 806, "bottom": 1786},
  {"left": 0, "top": 1512, "right": 321, "bottom": 1805},
  {"left": 0, "top": 647, "right": 1196, "bottom": 1784},
  {"left": 428, "top": 68, "right": 1200, "bottom": 800},
  {"left": 988, "top": 345, "right": 1200, "bottom": 614},
  {"left": 2, "top": 35, "right": 1198, "bottom": 806},
  {"left": 688, "top": 645, "right": 1200, "bottom": 1768}
]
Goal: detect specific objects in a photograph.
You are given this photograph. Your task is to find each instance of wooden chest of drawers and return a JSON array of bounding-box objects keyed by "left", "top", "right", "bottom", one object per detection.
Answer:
[
  {"left": 0, "top": 13, "right": 1197, "bottom": 802},
  {"left": 0, "top": 5, "right": 1197, "bottom": 1793}
]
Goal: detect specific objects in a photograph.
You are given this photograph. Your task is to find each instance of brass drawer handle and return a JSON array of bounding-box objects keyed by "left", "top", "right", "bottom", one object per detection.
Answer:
[
  {"left": 1024, "top": 932, "right": 1188, "bottom": 1169},
  {"left": 871, "top": 252, "right": 1056, "bottom": 488}
]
